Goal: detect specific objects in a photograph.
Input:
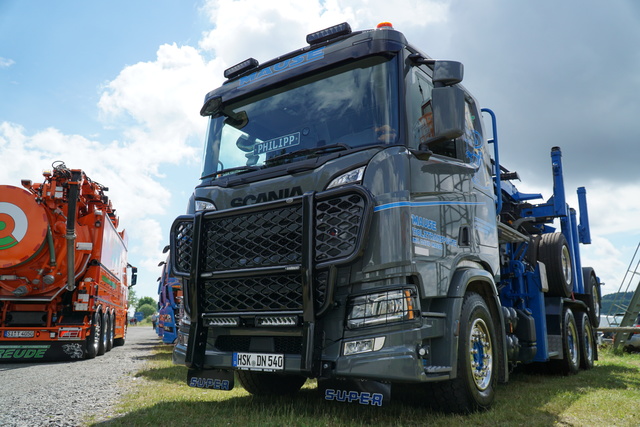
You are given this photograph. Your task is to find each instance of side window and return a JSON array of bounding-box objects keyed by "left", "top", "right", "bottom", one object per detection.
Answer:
[
  {"left": 406, "top": 68, "right": 434, "bottom": 149},
  {"left": 407, "top": 66, "right": 460, "bottom": 159}
]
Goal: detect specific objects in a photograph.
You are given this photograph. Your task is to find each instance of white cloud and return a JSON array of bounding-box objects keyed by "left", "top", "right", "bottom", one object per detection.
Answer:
[
  {"left": 198, "top": 0, "right": 449, "bottom": 67},
  {"left": 0, "top": 57, "right": 14, "bottom": 68}
]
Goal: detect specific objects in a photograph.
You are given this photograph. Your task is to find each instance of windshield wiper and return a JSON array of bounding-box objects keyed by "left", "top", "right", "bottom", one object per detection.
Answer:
[
  {"left": 265, "top": 143, "right": 351, "bottom": 165},
  {"left": 201, "top": 165, "right": 261, "bottom": 179}
]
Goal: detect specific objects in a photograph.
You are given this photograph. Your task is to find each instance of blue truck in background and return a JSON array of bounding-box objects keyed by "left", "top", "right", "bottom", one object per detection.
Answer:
[{"left": 156, "top": 251, "right": 183, "bottom": 344}]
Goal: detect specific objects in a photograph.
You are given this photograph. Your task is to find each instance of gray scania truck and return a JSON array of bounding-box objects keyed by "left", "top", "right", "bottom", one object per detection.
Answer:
[{"left": 170, "top": 22, "right": 601, "bottom": 412}]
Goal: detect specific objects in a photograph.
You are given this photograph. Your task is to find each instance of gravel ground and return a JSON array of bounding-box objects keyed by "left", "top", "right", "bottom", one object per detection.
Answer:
[{"left": 0, "top": 326, "right": 158, "bottom": 426}]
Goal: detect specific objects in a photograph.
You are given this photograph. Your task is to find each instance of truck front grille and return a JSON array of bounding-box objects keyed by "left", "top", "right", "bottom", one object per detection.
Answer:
[
  {"left": 202, "top": 274, "right": 302, "bottom": 312},
  {"left": 171, "top": 189, "right": 371, "bottom": 315},
  {"left": 202, "top": 205, "right": 303, "bottom": 271}
]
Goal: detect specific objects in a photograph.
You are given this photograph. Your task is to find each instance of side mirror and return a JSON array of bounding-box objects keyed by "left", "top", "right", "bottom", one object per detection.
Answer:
[
  {"left": 433, "top": 61, "right": 464, "bottom": 87},
  {"left": 419, "top": 86, "right": 466, "bottom": 151},
  {"left": 128, "top": 264, "right": 138, "bottom": 288}
]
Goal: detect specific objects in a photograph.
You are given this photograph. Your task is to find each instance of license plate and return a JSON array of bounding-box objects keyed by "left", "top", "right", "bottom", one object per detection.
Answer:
[
  {"left": 233, "top": 352, "right": 284, "bottom": 371},
  {"left": 4, "top": 330, "right": 35, "bottom": 338}
]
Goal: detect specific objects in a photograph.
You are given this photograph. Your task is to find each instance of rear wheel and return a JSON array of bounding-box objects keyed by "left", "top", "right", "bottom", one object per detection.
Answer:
[
  {"left": 552, "top": 307, "right": 580, "bottom": 375},
  {"left": 106, "top": 312, "right": 115, "bottom": 352},
  {"left": 583, "top": 267, "right": 601, "bottom": 327},
  {"left": 539, "top": 233, "right": 573, "bottom": 297},
  {"left": 576, "top": 311, "right": 595, "bottom": 370},
  {"left": 86, "top": 311, "right": 102, "bottom": 359},
  {"left": 97, "top": 311, "right": 108, "bottom": 356},
  {"left": 236, "top": 371, "right": 306, "bottom": 396}
]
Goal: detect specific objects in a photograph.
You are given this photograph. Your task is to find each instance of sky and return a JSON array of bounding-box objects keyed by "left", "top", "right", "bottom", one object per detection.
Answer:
[{"left": 1, "top": 0, "right": 640, "bottom": 301}]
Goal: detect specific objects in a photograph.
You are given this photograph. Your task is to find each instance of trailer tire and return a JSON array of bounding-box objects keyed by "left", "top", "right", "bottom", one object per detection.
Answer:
[
  {"left": 551, "top": 307, "right": 580, "bottom": 375},
  {"left": 236, "top": 371, "right": 306, "bottom": 396},
  {"left": 97, "top": 311, "right": 108, "bottom": 356},
  {"left": 86, "top": 311, "right": 101, "bottom": 359},
  {"left": 539, "top": 233, "right": 573, "bottom": 297},
  {"left": 576, "top": 311, "right": 595, "bottom": 370},
  {"left": 583, "top": 267, "right": 601, "bottom": 327}
]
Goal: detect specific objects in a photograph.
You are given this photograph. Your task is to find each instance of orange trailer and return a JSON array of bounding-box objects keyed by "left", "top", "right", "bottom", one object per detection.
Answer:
[{"left": 0, "top": 162, "right": 136, "bottom": 360}]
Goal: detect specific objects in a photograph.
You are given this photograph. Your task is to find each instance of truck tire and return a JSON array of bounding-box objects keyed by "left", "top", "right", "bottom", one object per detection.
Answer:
[
  {"left": 539, "top": 233, "right": 573, "bottom": 297},
  {"left": 97, "top": 311, "right": 108, "bottom": 356},
  {"left": 425, "top": 292, "right": 497, "bottom": 413},
  {"left": 86, "top": 311, "right": 102, "bottom": 359},
  {"left": 236, "top": 371, "right": 306, "bottom": 396},
  {"left": 582, "top": 267, "right": 601, "bottom": 327},
  {"left": 576, "top": 311, "right": 595, "bottom": 370},
  {"left": 551, "top": 307, "right": 580, "bottom": 375},
  {"left": 106, "top": 312, "right": 114, "bottom": 352}
]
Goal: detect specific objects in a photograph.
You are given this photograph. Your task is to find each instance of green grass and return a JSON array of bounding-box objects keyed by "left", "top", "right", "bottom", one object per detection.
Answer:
[{"left": 89, "top": 346, "right": 640, "bottom": 427}]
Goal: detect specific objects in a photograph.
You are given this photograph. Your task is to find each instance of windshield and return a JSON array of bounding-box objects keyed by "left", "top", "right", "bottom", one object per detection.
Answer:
[{"left": 201, "top": 56, "right": 399, "bottom": 178}]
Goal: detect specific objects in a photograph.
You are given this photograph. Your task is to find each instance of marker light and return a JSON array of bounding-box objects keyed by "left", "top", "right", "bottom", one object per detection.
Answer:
[
  {"left": 377, "top": 22, "right": 394, "bottom": 29},
  {"left": 224, "top": 58, "right": 259, "bottom": 79},
  {"left": 306, "top": 22, "right": 352, "bottom": 45}
]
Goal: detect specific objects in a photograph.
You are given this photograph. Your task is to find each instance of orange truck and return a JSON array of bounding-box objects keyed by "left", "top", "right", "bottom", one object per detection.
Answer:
[{"left": 0, "top": 161, "right": 136, "bottom": 361}]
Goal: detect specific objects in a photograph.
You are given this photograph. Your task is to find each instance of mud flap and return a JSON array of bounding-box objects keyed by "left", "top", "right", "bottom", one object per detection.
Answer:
[
  {"left": 318, "top": 378, "right": 391, "bottom": 406},
  {"left": 187, "top": 368, "right": 235, "bottom": 390},
  {"left": 0, "top": 341, "right": 87, "bottom": 361}
]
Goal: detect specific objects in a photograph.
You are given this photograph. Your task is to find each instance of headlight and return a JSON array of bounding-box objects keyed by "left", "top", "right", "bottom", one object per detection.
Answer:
[
  {"left": 346, "top": 289, "right": 417, "bottom": 329},
  {"left": 195, "top": 200, "right": 216, "bottom": 212},
  {"left": 326, "top": 166, "right": 365, "bottom": 189}
]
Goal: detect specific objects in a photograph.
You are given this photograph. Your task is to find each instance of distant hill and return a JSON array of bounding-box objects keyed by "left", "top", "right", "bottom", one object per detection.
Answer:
[{"left": 601, "top": 292, "right": 634, "bottom": 316}]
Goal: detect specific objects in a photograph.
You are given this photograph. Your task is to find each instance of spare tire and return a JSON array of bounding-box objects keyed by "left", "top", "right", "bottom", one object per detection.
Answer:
[{"left": 539, "top": 233, "right": 573, "bottom": 297}]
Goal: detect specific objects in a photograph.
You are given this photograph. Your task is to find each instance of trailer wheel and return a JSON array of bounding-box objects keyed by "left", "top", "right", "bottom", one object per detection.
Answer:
[
  {"left": 105, "top": 312, "right": 115, "bottom": 352},
  {"left": 236, "top": 371, "right": 306, "bottom": 396},
  {"left": 552, "top": 307, "right": 580, "bottom": 375},
  {"left": 86, "top": 311, "right": 102, "bottom": 359},
  {"left": 539, "top": 233, "right": 573, "bottom": 297},
  {"left": 576, "top": 311, "right": 595, "bottom": 370},
  {"left": 582, "top": 267, "right": 601, "bottom": 327},
  {"left": 97, "top": 311, "right": 108, "bottom": 356}
]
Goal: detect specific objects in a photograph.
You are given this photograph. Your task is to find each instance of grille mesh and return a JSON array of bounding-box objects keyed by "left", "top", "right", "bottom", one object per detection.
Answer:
[
  {"left": 203, "top": 274, "right": 303, "bottom": 312},
  {"left": 315, "top": 193, "right": 366, "bottom": 261},
  {"left": 173, "top": 220, "right": 193, "bottom": 274},
  {"left": 202, "top": 206, "right": 303, "bottom": 271}
]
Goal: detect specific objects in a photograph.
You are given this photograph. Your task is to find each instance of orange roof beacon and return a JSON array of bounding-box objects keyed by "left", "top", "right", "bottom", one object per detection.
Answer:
[{"left": 0, "top": 162, "right": 136, "bottom": 361}]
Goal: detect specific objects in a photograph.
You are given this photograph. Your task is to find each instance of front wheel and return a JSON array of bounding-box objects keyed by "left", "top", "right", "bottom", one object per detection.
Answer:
[{"left": 425, "top": 292, "right": 497, "bottom": 413}]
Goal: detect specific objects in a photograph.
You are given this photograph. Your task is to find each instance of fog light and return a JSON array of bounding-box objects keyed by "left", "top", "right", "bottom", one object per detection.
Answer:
[{"left": 343, "top": 337, "right": 385, "bottom": 355}]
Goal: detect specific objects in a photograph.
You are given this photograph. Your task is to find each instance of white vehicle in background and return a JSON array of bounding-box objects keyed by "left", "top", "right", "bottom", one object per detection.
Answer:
[{"left": 598, "top": 314, "right": 640, "bottom": 351}]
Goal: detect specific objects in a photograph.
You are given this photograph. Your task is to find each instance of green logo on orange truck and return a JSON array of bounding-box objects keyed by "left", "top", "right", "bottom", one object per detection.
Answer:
[{"left": 0, "top": 345, "right": 49, "bottom": 359}]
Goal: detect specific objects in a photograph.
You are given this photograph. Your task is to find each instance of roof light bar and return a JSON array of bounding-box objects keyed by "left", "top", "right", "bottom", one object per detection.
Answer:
[
  {"left": 306, "top": 22, "right": 352, "bottom": 45},
  {"left": 224, "top": 58, "right": 259, "bottom": 79}
]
